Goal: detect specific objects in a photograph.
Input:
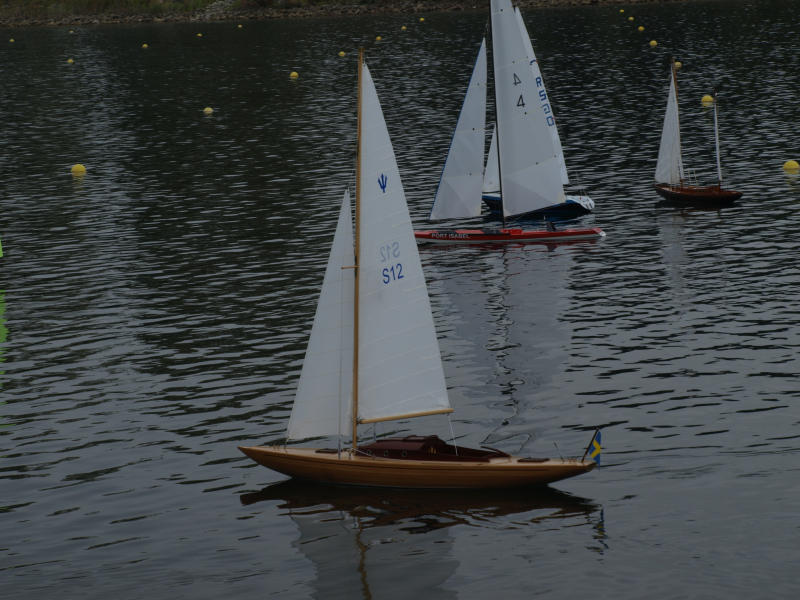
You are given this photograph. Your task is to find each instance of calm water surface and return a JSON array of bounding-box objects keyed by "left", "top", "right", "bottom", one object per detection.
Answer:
[{"left": 2, "top": 1, "right": 799, "bottom": 598}]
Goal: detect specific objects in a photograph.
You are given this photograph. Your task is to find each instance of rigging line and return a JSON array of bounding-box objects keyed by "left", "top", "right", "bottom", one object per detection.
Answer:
[{"left": 447, "top": 414, "right": 459, "bottom": 456}]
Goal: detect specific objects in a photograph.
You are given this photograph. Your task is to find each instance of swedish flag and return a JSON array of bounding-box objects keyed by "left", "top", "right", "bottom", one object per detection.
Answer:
[{"left": 588, "top": 430, "right": 602, "bottom": 465}]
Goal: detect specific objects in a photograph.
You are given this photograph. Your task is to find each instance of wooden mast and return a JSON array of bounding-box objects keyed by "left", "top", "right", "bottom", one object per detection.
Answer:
[{"left": 352, "top": 48, "right": 363, "bottom": 453}]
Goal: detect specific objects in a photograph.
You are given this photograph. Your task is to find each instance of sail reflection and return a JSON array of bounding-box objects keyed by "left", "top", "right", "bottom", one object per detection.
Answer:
[{"left": 242, "top": 480, "right": 600, "bottom": 598}]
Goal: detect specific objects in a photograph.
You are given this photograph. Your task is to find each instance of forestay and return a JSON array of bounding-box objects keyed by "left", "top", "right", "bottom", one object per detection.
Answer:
[
  {"left": 357, "top": 63, "right": 452, "bottom": 424},
  {"left": 430, "top": 39, "right": 488, "bottom": 220},
  {"left": 655, "top": 65, "right": 685, "bottom": 185},
  {"left": 491, "top": 0, "right": 565, "bottom": 218}
]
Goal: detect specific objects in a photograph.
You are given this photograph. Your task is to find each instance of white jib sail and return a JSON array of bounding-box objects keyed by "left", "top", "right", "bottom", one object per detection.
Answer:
[
  {"left": 482, "top": 123, "right": 500, "bottom": 194},
  {"left": 491, "top": 0, "right": 565, "bottom": 218},
  {"left": 357, "top": 63, "right": 451, "bottom": 424},
  {"left": 655, "top": 65, "right": 684, "bottom": 185},
  {"left": 430, "top": 38, "right": 488, "bottom": 220},
  {"left": 514, "top": 6, "right": 569, "bottom": 185},
  {"left": 287, "top": 189, "right": 355, "bottom": 440}
]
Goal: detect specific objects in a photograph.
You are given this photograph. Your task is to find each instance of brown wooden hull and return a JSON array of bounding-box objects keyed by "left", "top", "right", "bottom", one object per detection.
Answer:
[
  {"left": 654, "top": 183, "right": 742, "bottom": 205},
  {"left": 238, "top": 445, "right": 596, "bottom": 488}
]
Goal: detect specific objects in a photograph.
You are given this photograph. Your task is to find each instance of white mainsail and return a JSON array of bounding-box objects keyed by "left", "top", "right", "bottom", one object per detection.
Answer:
[
  {"left": 287, "top": 190, "right": 355, "bottom": 440},
  {"left": 514, "top": 6, "right": 569, "bottom": 185},
  {"left": 491, "top": 0, "right": 565, "bottom": 218},
  {"left": 288, "top": 62, "right": 452, "bottom": 440},
  {"left": 356, "top": 63, "right": 452, "bottom": 424},
  {"left": 430, "top": 39, "right": 487, "bottom": 220},
  {"left": 655, "top": 64, "right": 685, "bottom": 185},
  {"left": 482, "top": 123, "right": 500, "bottom": 195}
]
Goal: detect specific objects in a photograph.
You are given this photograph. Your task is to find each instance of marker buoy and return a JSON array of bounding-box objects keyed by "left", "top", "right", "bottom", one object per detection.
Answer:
[
  {"left": 638, "top": 26, "right": 644, "bottom": 32},
  {"left": 142, "top": 43, "right": 148, "bottom": 49},
  {"left": 783, "top": 160, "right": 799, "bottom": 171},
  {"left": 401, "top": 25, "right": 407, "bottom": 31},
  {"left": 238, "top": 24, "right": 243, "bottom": 29},
  {"left": 649, "top": 40, "right": 657, "bottom": 47},
  {"left": 67, "top": 58, "right": 74, "bottom": 63},
  {"left": 9, "top": 38, "right": 14, "bottom": 43},
  {"left": 338, "top": 51, "right": 345, "bottom": 57},
  {"left": 674, "top": 61, "right": 682, "bottom": 69},
  {"left": 375, "top": 35, "right": 382, "bottom": 41},
  {"left": 196, "top": 33, "right": 203, "bottom": 37},
  {"left": 701, "top": 94, "right": 714, "bottom": 104},
  {"left": 619, "top": 9, "right": 625, "bottom": 13},
  {"left": 628, "top": 16, "right": 634, "bottom": 22},
  {"left": 203, "top": 107, "right": 214, "bottom": 115},
  {"left": 419, "top": 17, "right": 425, "bottom": 22},
  {"left": 71, "top": 164, "right": 86, "bottom": 176},
  {"left": 289, "top": 71, "right": 299, "bottom": 79}
]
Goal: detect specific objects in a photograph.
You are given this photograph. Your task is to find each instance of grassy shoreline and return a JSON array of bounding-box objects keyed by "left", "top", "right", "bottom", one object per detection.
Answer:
[{"left": 0, "top": 0, "right": 676, "bottom": 27}]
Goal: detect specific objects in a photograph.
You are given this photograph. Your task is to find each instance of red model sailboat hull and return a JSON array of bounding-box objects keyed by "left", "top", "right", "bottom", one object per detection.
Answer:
[{"left": 414, "top": 227, "right": 605, "bottom": 244}]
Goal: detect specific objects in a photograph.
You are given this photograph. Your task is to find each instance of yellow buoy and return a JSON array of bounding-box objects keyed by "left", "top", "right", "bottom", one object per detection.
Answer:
[
  {"left": 674, "top": 61, "right": 682, "bottom": 69},
  {"left": 69, "top": 29, "right": 75, "bottom": 34},
  {"left": 203, "top": 106, "right": 214, "bottom": 115},
  {"left": 289, "top": 71, "right": 299, "bottom": 79},
  {"left": 638, "top": 25, "right": 644, "bottom": 32},
  {"left": 701, "top": 94, "right": 714, "bottom": 104},
  {"left": 628, "top": 16, "right": 634, "bottom": 22},
  {"left": 338, "top": 51, "right": 345, "bottom": 57},
  {"left": 419, "top": 17, "right": 425, "bottom": 22},
  {"left": 238, "top": 24, "right": 243, "bottom": 29},
  {"left": 619, "top": 9, "right": 625, "bottom": 13},
  {"left": 71, "top": 164, "right": 86, "bottom": 176},
  {"left": 67, "top": 58, "right": 74, "bottom": 64},
  {"left": 782, "top": 160, "right": 799, "bottom": 171},
  {"left": 401, "top": 25, "right": 407, "bottom": 31},
  {"left": 196, "top": 33, "right": 203, "bottom": 37},
  {"left": 141, "top": 43, "right": 149, "bottom": 49},
  {"left": 375, "top": 35, "right": 382, "bottom": 41},
  {"left": 649, "top": 40, "right": 658, "bottom": 47},
  {"left": 9, "top": 38, "right": 14, "bottom": 43}
]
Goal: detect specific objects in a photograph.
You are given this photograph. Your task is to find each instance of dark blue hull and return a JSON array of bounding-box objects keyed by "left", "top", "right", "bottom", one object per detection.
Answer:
[{"left": 482, "top": 194, "right": 593, "bottom": 220}]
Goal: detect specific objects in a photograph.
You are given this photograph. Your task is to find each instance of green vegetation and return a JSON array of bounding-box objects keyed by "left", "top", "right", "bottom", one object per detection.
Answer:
[{"left": 0, "top": 0, "right": 218, "bottom": 20}]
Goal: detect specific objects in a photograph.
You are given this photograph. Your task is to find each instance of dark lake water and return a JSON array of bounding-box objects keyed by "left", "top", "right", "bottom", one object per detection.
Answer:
[{"left": 2, "top": 1, "right": 799, "bottom": 597}]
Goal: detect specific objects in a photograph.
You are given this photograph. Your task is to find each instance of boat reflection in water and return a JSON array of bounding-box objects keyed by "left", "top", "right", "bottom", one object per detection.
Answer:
[{"left": 241, "top": 480, "right": 603, "bottom": 598}]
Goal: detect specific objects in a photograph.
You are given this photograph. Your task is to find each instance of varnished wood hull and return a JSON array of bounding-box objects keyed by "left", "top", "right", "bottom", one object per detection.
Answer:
[
  {"left": 654, "top": 183, "right": 742, "bottom": 205},
  {"left": 238, "top": 445, "right": 596, "bottom": 488}
]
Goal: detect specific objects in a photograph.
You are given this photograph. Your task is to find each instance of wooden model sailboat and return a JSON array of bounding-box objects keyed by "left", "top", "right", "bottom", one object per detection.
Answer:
[
  {"left": 654, "top": 60, "right": 742, "bottom": 205},
  {"left": 239, "top": 50, "right": 600, "bottom": 488},
  {"left": 414, "top": 0, "right": 602, "bottom": 244}
]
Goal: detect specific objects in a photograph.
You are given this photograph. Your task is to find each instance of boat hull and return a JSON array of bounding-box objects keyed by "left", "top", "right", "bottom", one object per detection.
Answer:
[
  {"left": 414, "top": 227, "right": 605, "bottom": 244},
  {"left": 239, "top": 446, "right": 596, "bottom": 488},
  {"left": 654, "top": 183, "right": 742, "bottom": 206},
  {"left": 481, "top": 194, "right": 594, "bottom": 219}
]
